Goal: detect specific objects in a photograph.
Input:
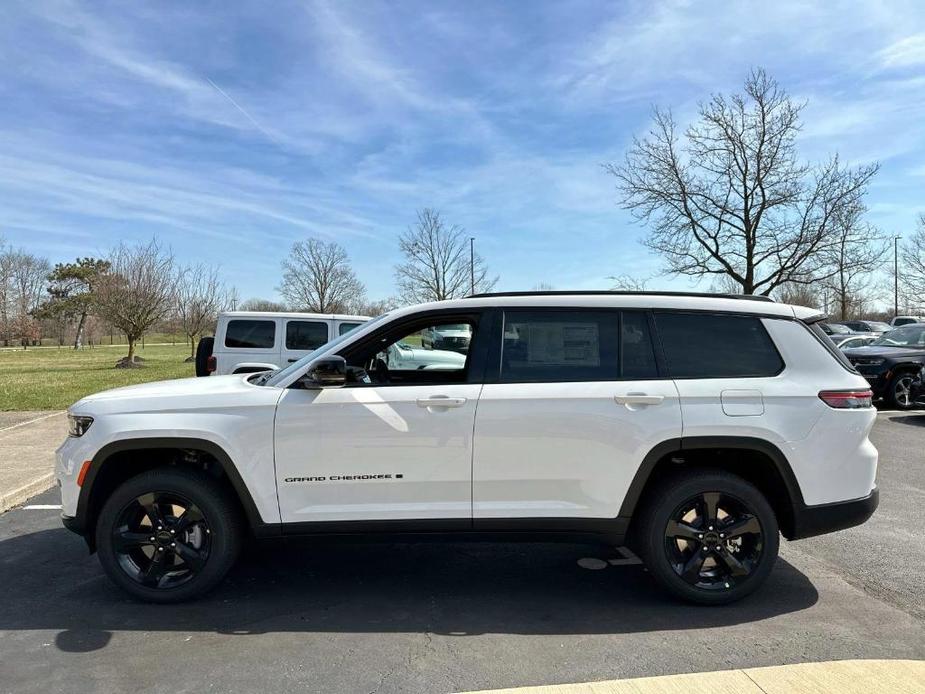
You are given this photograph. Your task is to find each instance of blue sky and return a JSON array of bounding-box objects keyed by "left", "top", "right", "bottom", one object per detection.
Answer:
[{"left": 1, "top": 0, "right": 924, "bottom": 303}]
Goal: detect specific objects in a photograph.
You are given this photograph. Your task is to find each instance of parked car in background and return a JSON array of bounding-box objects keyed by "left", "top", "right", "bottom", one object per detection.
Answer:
[
  {"left": 832, "top": 335, "right": 876, "bottom": 350},
  {"left": 820, "top": 322, "right": 857, "bottom": 336},
  {"left": 421, "top": 322, "right": 472, "bottom": 353},
  {"left": 196, "top": 311, "right": 369, "bottom": 376},
  {"left": 890, "top": 316, "right": 924, "bottom": 327},
  {"left": 842, "top": 324, "right": 925, "bottom": 408},
  {"left": 833, "top": 320, "right": 892, "bottom": 335}
]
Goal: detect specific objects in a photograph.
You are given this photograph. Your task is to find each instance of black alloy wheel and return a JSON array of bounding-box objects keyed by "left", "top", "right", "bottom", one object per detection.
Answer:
[
  {"left": 637, "top": 469, "right": 779, "bottom": 605},
  {"left": 96, "top": 468, "right": 241, "bottom": 602},
  {"left": 664, "top": 491, "right": 763, "bottom": 591},
  {"left": 112, "top": 491, "right": 211, "bottom": 589}
]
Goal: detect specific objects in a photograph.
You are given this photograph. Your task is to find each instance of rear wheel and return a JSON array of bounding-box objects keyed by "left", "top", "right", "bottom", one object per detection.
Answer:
[
  {"left": 95, "top": 468, "right": 242, "bottom": 603},
  {"left": 637, "top": 469, "right": 779, "bottom": 605},
  {"left": 888, "top": 372, "right": 915, "bottom": 410}
]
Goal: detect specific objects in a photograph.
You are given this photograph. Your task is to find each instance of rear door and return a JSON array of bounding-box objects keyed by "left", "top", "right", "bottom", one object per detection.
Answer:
[
  {"left": 282, "top": 319, "right": 331, "bottom": 365},
  {"left": 472, "top": 309, "right": 682, "bottom": 520},
  {"left": 216, "top": 317, "right": 278, "bottom": 374}
]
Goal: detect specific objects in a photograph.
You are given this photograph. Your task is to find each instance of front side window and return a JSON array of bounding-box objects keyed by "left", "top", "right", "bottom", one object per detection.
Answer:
[
  {"left": 344, "top": 317, "right": 477, "bottom": 386},
  {"left": 286, "top": 321, "right": 329, "bottom": 351},
  {"left": 655, "top": 312, "right": 783, "bottom": 378},
  {"left": 500, "top": 311, "right": 620, "bottom": 383},
  {"left": 225, "top": 319, "right": 275, "bottom": 349}
]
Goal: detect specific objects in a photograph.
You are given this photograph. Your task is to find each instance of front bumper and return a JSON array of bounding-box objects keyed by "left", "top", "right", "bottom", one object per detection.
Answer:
[{"left": 789, "top": 487, "right": 879, "bottom": 540}]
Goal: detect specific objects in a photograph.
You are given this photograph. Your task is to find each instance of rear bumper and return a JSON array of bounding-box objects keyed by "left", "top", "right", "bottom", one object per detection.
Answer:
[{"left": 789, "top": 487, "right": 879, "bottom": 540}]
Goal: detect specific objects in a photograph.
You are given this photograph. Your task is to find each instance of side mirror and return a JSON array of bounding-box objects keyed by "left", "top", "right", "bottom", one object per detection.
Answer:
[{"left": 300, "top": 355, "right": 347, "bottom": 388}]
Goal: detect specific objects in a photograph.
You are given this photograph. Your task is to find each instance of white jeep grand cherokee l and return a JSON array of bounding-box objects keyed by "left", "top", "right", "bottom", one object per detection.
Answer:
[{"left": 57, "top": 292, "right": 879, "bottom": 604}]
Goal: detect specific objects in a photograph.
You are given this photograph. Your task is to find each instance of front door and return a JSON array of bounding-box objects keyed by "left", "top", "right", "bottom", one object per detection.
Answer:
[
  {"left": 473, "top": 309, "right": 683, "bottom": 520},
  {"left": 274, "top": 312, "right": 487, "bottom": 524}
]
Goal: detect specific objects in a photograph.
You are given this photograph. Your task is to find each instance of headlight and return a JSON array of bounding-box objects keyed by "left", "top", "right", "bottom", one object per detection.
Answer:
[{"left": 68, "top": 415, "right": 94, "bottom": 437}]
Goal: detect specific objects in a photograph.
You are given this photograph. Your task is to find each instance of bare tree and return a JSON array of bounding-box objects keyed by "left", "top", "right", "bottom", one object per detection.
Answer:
[
  {"left": 609, "top": 274, "right": 650, "bottom": 291},
  {"left": 239, "top": 297, "right": 287, "bottom": 312},
  {"left": 900, "top": 214, "right": 925, "bottom": 313},
  {"left": 1, "top": 246, "right": 51, "bottom": 348},
  {"left": 353, "top": 297, "right": 399, "bottom": 316},
  {"left": 278, "top": 238, "right": 365, "bottom": 313},
  {"left": 606, "top": 68, "right": 879, "bottom": 295},
  {"left": 820, "top": 206, "right": 889, "bottom": 319},
  {"left": 176, "top": 263, "right": 225, "bottom": 359},
  {"left": 774, "top": 283, "right": 820, "bottom": 309},
  {"left": 95, "top": 239, "right": 175, "bottom": 366},
  {"left": 395, "top": 209, "right": 497, "bottom": 303}
]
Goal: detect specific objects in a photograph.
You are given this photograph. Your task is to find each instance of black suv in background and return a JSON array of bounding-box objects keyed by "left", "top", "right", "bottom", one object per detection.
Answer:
[
  {"left": 842, "top": 324, "right": 925, "bottom": 409},
  {"left": 834, "top": 320, "right": 892, "bottom": 335}
]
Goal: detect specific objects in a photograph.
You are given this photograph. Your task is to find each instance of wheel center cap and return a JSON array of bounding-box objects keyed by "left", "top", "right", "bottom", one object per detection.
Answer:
[
  {"left": 156, "top": 530, "right": 173, "bottom": 545},
  {"left": 704, "top": 531, "right": 720, "bottom": 546}
]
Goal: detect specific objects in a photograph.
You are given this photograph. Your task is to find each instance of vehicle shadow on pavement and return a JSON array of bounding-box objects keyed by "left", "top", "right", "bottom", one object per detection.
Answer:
[
  {"left": 887, "top": 414, "right": 925, "bottom": 427},
  {"left": 0, "top": 528, "right": 818, "bottom": 653}
]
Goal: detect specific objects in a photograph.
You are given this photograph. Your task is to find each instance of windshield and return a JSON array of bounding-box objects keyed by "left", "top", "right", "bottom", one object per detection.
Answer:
[
  {"left": 261, "top": 313, "right": 391, "bottom": 387},
  {"left": 870, "top": 325, "right": 925, "bottom": 348},
  {"left": 866, "top": 322, "right": 891, "bottom": 332},
  {"left": 826, "top": 323, "right": 850, "bottom": 334}
]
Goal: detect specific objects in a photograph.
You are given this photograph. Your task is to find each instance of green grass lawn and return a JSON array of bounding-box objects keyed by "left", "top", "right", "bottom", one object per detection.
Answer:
[{"left": 0, "top": 343, "right": 195, "bottom": 411}]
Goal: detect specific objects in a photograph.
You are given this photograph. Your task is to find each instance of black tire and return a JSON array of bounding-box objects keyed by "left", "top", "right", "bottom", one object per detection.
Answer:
[
  {"left": 636, "top": 469, "right": 779, "bottom": 605},
  {"left": 887, "top": 372, "right": 916, "bottom": 410},
  {"left": 95, "top": 467, "right": 242, "bottom": 603},
  {"left": 195, "top": 336, "right": 214, "bottom": 377}
]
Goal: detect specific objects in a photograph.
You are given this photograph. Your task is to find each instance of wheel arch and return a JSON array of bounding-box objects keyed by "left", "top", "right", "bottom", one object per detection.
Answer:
[
  {"left": 76, "top": 437, "right": 266, "bottom": 551},
  {"left": 621, "top": 437, "right": 805, "bottom": 540}
]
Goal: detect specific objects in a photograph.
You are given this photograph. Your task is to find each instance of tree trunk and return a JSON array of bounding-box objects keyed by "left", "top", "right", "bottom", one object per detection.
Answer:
[
  {"left": 127, "top": 338, "right": 136, "bottom": 363},
  {"left": 73, "top": 312, "right": 87, "bottom": 350},
  {"left": 190, "top": 335, "right": 196, "bottom": 358}
]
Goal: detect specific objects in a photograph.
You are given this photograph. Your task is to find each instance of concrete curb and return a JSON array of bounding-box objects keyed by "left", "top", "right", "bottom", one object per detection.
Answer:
[
  {"left": 459, "top": 659, "right": 925, "bottom": 694},
  {"left": 0, "top": 471, "right": 56, "bottom": 514}
]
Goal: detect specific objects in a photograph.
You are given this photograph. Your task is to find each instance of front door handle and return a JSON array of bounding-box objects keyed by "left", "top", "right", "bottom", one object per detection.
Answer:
[
  {"left": 416, "top": 396, "right": 467, "bottom": 409},
  {"left": 614, "top": 393, "right": 664, "bottom": 407}
]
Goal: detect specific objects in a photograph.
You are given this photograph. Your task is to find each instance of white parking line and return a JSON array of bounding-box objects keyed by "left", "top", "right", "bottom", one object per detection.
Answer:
[
  {"left": 21, "top": 504, "right": 62, "bottom": 510},
  {"left": 0, "top": 411, "right": 65, "bottom": 434}
]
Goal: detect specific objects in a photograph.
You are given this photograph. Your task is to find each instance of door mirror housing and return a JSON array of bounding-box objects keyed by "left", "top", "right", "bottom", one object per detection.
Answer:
[{"left": 299, "top": 355, "right": 347, "bottom": 388}]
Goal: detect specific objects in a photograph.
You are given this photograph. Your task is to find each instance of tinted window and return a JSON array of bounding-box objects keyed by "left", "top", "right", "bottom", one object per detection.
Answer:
[
  {"left": 225, "top": 320, "right": 276, "bottom": 349},
  {"left": 338, "top": 322, "right": 363, "bottom": 336},
  {"left": 286, "top": 321, "right": 329, "bottom": 351},
  {"left": 501, "top": 311, "right": 620, "bottom": 382},
  {"left": 871, "top": 325, "right": 925, "bottom": 347},
  {"left": 655, "top": 312, "right": 783, "bottom": 378},
  {"left": 622, "top": 311, "right": 658, "bottom": 379}
]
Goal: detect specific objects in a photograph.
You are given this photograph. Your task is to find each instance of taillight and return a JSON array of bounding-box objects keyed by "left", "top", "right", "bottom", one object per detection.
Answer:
[
  {"left": 818, "top": 389, "right": 873, "bottom": 409},
  {"left": 206, "top": 355, "right": 217, "bottom": 374}
]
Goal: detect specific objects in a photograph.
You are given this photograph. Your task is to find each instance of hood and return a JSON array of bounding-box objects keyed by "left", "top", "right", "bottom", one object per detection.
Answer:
[
  {"left": 69, "top": 374, "right": 276, "bottom": 415},
  {"left": 842, "top": 345, "right": 925, "bottom": 360}
]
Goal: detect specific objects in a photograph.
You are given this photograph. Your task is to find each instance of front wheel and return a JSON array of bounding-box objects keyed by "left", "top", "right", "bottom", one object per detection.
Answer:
[
  {"left": 95, "top": 468, "right": 242, "bottom": 603},
  {"left": 636, "top": 469, "right": 779, "bottom": 605},
  {"left": 888, "top": 373, "right": 916, "bottom": 410}
]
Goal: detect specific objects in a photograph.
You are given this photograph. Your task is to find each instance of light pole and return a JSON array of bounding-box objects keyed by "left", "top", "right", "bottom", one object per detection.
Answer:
[
  {"left": 469, "top": 237, "right": 475, "bottom": 296},
  {"left": 894, "top": 235, "right": 901, "bottom": 318}
]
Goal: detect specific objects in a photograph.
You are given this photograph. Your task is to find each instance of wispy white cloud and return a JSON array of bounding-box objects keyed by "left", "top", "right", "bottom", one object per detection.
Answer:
[{"left": 878, "top": 34, "right": 925, "bottom": 69}]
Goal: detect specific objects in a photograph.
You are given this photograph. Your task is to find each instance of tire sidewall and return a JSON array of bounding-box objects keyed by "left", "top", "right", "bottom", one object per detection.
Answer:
[
  {"left": 639, "top": 471, "right": 780, "bottom": 605},
  {"left": 95, "top": 468, "right": 240, "bottom": 603}
]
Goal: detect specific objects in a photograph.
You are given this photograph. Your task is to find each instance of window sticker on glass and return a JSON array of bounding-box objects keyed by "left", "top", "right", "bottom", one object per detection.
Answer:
[{"left": 526, "top": 323, "right": 600, "bottom": 366}]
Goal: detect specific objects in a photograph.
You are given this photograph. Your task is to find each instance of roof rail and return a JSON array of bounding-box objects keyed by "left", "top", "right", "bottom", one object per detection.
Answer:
[{"left": 466, "top": 290, "right": 775, "bottom": 302}]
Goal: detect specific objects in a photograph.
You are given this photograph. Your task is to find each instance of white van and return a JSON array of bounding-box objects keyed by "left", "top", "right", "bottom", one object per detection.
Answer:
[{"left": 196, "top": 311, "right": 369, "bottom": 376}]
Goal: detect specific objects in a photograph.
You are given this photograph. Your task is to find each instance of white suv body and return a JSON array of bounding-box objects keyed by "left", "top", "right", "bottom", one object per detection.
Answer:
[
  {"left": 57, "top": 292, "right": 878, "bottom": 604},
  {"left": 205, "top": 311, "right": 369, "bottom": 375}
]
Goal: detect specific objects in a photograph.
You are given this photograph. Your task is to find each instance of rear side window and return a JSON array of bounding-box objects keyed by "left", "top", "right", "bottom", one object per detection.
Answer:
[
  {"left": 225, "top": 320, "right": 275, "bottom": 349},
  {"left": 338, "top": 322, "right": 363, "bottom": 336},
  {"left": 286, "top": 321, "right": 329, "bottom": 350},
  {"left": 622, "top": 311, "right": 658, "bottom": 379},
  {"left": 654, "top": 312, "right": 783, "bottom": 378}
]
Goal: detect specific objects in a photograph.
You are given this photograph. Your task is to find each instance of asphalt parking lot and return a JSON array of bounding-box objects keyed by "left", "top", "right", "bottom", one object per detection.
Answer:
[{"left": 1, "top": 411, "right": 923, "bottom": 694}]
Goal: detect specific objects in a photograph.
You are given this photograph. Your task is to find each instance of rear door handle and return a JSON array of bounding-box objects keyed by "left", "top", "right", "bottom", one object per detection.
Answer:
[
  {"left": 416, "top": 396, "right": 467, "bottom": 409},
  {"left": 614, "top": 393, "right": 664, "bottom": 406}
]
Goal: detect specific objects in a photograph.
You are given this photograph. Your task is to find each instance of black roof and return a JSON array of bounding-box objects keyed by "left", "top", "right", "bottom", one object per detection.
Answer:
[{"left": 466, "top": 290, "right": 775, "bottom": 303}]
